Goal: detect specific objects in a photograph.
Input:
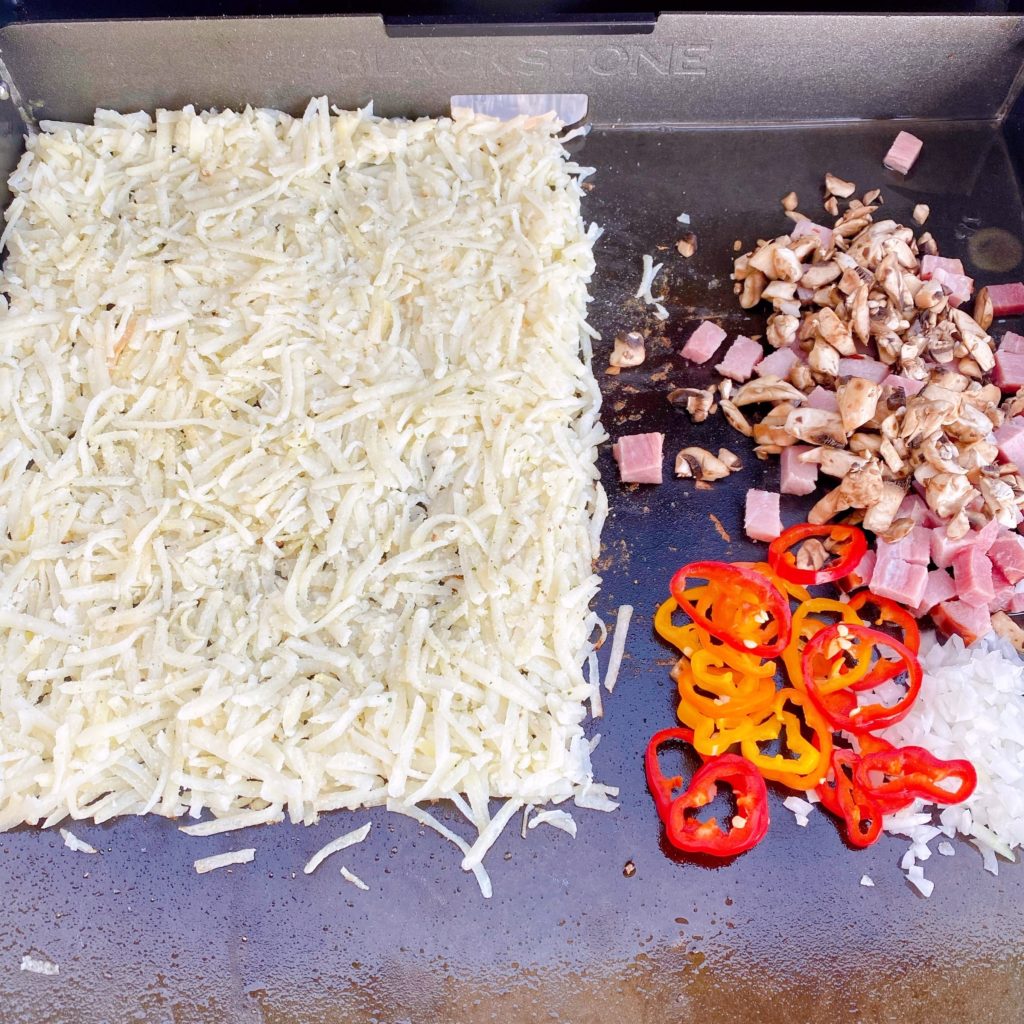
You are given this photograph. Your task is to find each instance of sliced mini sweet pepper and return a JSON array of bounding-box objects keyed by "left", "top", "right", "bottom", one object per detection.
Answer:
[
  {"left": 815, "top": 747, "right": 883, "bottom": 847},
  {"left": 739, "top": 687, "right": 833, "bottom": 791},
  {"left": 768, "top": 523, "right": 868, "bottom": 586},
  {"left": 783, "top": 597, "right": 864, "bottom": 691},
  {"left": 669, "top": 561, "right": 791, "bottom": 659},
  {"left": 846, "top": 590, "right": 922, "bottom": 692},
  {"left": 662, "top": 753, "right": 770, "bottom": 857},
  {"left": 855, "top": 745, "right": 977, "bottom": 806},
  {"left": 802, "top": 623, "right": 922, "bottom": 734}
]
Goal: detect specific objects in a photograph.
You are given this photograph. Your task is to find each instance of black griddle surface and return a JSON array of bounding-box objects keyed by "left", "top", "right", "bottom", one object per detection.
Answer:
[{"left": 2, "top": 120, "right": 1023, "bottom": 1024}]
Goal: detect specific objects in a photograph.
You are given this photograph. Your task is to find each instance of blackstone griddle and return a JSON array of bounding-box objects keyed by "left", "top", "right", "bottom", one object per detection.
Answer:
[{"left": 2, "top": 13, "right": 1024, "bottom": 1023}]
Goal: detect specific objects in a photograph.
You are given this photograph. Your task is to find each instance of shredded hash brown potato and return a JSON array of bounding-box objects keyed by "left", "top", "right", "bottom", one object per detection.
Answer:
[{"left": 0, "top": 100, "right": 610, "bottom": 889}]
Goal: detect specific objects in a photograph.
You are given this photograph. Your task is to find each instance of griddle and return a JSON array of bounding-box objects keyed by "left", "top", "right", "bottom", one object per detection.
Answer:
[{"left": 2, "top": 14, "right": 1024, "bottom": 1023}]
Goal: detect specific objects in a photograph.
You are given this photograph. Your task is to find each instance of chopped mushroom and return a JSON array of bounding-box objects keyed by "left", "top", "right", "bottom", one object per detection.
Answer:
[
  {"left": 668, "top": 387, "right": 715, "bottom": 423},
  {"left": 824, "top": 173, "right": 856, "bottom": 198},
  {"left": 785, "top": 407, "right": 847, "bottom": 447},
  {"left": 795, "top": 538, "right": 830, "bottom": 571},
  {"left": 732, "top": 376, "right": 806, "bottom": 407},
  {"left": 675, "top": 447, "right": 733, "bottom": 482},
  {"left": 913, "top": 204, "right": 930, "bottom": 225},
  {"left": 782, "top": 191, "right": 799, "bottom": 211},
  {"left": 610, "top": 330, "right": 646, "bottom": 368},
  {"left": 676, "top": 233, "right": 697, "bottom": 258}
]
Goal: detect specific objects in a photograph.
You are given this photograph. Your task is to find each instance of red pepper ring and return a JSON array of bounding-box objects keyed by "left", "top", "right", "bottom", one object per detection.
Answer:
[
  {"left": 663, "top": 754, "right": 770, "bottom": 857},
  {"left": 645, "top": 727, "right": 698, "bottom": 821},
  {"left": 801, "top": 623, "right": 922, "bottom": 734},
  {"left": 855, "top": 745, "right": 978, "bottom": 806},
  {"left": 768, "top": 523, "right": 868, "bottom": 586},
  {"left": 815, "top": 748, "right": 884, "bottom": 847},
  {"left": 669, "top": 561, "right": 791, "bottom": 659},
  {"left": 846, "top": 591, "right": 922, "bottom": 692}
]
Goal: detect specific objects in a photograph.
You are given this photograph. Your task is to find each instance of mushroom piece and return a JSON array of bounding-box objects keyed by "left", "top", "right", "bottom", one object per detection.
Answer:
[
  {"left": 676, "top": 233, "right": 697, "bottom": 258},
  {"left": 767, "top": 313, "right": 800, "bottom": 350},
  {"left": 973, "top": 286, "right": 994, "bottom": 332},
  {"left": 609, "top": 330, "right": 646, "bottom": 368},
  {"left": 771, "top": 246, "right": 803, "bottom": 283},
  {"left": 808, "top": 338, "right": 841, "bottom": 377},
  {"left": 948, "top": 307, "right": 995, "bottom": 373},
  {"left": 977, "top": 475, "right": 1022, "bottom": 529},
  {"left": 732, "top": 376, "right": 806, "bottom": 407},
  {"left": 824, "top": 173, "right": 857, "bottom": 198},
  {"left": 880, "top": 516, "right": 917, "bottom": 543},
  {"left": 913, "top": 204, "right": 930, "bottom": 225},
  {"left": 815, "top": 308, "right": 855, "bottom": 355},
  {"left": 800, "top": 262, "right": 842, "bottom": 290},
  {"left": 924, "top": 472, "right": 976, "bottom": 520},
  {"left": 919, "top": 432, "right": 968, "bottom": 475},
  {"left": 739, "top": 270, "right": 768, "bottom": 309},
  {"left": 720, "top": 399, "right": 753, "bottom": 437},
  {"left": 668, "top": 387, "right": 715, "bottom": 423},
  {"left": 836, "top": 378, "right": 882, "bottom": 434},
  {"left": 798, "top": 446, "right": 867, "bottom": 478},
  {"left": 675, "top": 447, "right": 733, "bottom": 482},
  {"left": 862, "top": 480, "right": 907, "bottom": 534},
  {"left": 992, "top": 612, "right": 1024, "bottom": 655},
  {"left": 824, "top": 196, "right": 839, "bottom": 217},
  {"left": 795, "top": 538, "right": 830, "bottom": 572},
  {"left": 717, "top": 448, "right": 742, "bottom": 473},
  {"left": 960, "top": 439, "right": 1000, "bottom": 472},
  {"left": 849, "top": 285, "right": 870, "bottom": 344},
  {"left": 785, "top": 407, "right": 848, "bottom": 447},
  {"left": 1003, "top": 387, "right": 1024, "bottom": 419},
  {"left": 917, "top": 232, "right": 939, "bottom": 256},
  {"left": 762, "top": 280, "right": 798, "bottom": 302},
  {"left": 808, "top": 459, "right": 885, "bottom": 523},
  {"left": 788, "top": 361, "right": 815, "bottom": 391},
  {"left": 782, "top": 191, "right": 799, "bottom": 211}
]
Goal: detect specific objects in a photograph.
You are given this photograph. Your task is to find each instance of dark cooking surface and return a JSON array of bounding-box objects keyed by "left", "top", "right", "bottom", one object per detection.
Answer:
[{"left": 3, "top": 121, "right": 1024, "bottom": 1024}]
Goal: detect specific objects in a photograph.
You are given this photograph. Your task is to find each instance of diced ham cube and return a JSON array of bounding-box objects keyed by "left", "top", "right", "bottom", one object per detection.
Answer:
[
  {"left": 791, "top": 219, "right": 833, "bottom": 251},
  {"left": 780, "top": 445, "right": 817, "bottom": 496},
  {"left": 681, "top": 321, "right": 727, "bottom": 364},
  {"left": 1000, "top": 331, "right": 1024, "bottom": 354},
  {"left": 877, "top": 525, "right": 930, "bottom": 566},
  {"left": 745, "top": 489, "right": 782, "bottom": 542},
  {"left": 930, "top": 519, "right": 999, "bottom": 569},
  {"left": 994, "top": 350, "right": 1024, "bottom": 392},
  {"left": 994, "top": 415, "right": 1024, "bottom": 466},
  {"left": 953, "top": 548, "right": 996, "bottom": 608},
  {"left": 612, "top": 432, "right": 663, "bottom": 484},
  {"left": 897, "top": 492, "right": 940, "bottom": 527},
  {"left": 920, "top": 254, "right": 965, "bottom": 280},
  {"left": 754, "top": 346, "right": 798, "bottom": 379},
  {"left": 837, "top": 357, "right": 889, "bottom": 384},
  {"left": 844, "top": 549, "right": 876, "bottom": 591},
  {"left": 882, "top": 374, "right": 926, "bottom": 398},
  {"left": 932, "top": 599, "right": 993, "bottom": 645},
  {"left": 988, "top": 283, "right": 1024, "bottom": 317},
  {"left": 1007, "top": 591, "right": 1024, "bottom": 613},
  {"left": 870, "top": 556, "right": 928, "bottom": 607},
  {"left": 990, "top": 568, "right": 1014, "bottom": 613},
  {"left": 912, "top": 569, "right": 957, "bottom": 616},
  {"left": 806, "top": 386, "right": 839, "bottom": 412},
  {"left": 883, "top": 131, "right": 923, "bottom": 175},
  {"left": 929, "top": 266, "right": 974, "bottom": 308},
  {"left": 988, "top": 533, "right": 1024, "bottom": 585},
  {"left": 715, "top": 335, "right": 763, "bottom": 382}
]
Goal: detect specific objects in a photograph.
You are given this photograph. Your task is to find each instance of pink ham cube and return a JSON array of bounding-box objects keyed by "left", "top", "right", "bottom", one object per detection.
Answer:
[
  {"left": 806, "top": 386, "right": 839, "bottom": 412},
  {"left": 898, "top": 492, "right": 940, "bottom": 527},
  {"left": 754, "top": 346, "right": 799, "bottom": 378},
  {"left": 837, "top": 357, "right": 889, "bottom": 384},
  {"left": 932, "top": 599, "right": 993, "bottom": 645},
  {"left": 870, "top": 555, "right": 928, "bottom": 608},
  {"left": 612, "top": 432, "right": 663, "bottom": 484},
  {"left": 715, "top": 335, "right": 763, "bottom": 382},
  {"left": 920, "top": 254, "right": 965, "bottom": 280},
  {"left": 1000, "top": 332, "right": 1024, "bottom": 354},
  {"left": 930, "top": 266, "right": 974, "bottom": 308},
  {"left": 912, "top": 569, "right": 957, "bottom": 616},
  {"left": 883, "top": 131, "right": 923, "bottom": 175},
  {"left": 995, "top": 416, "right": 1024, "bottom": 466},
  {"left": 791, "top": 219, "right": 833, "bottom": 251},
  {"left": 745, "top": 489, "right": 782, "bottom": 542},
  {"left": 994, "top": 350, "right": 1024, "bottom": 392},
  {"left": 681, "top": 321, "right": 727, "bottom": 364},
  {"left": 877, "top": 525, "right": 930, "bottom": 566},
  {"left": 882, "top": 374, "right": 926, "bottom": 398},
  {"left": 988, "top": 533, "right": 1024, "bottom": 585},
  {"left": 1007, "top": 591, "right": 1024, "bottom": 614},
  {"left": 930, "top": 519, "right": 999, "bottom": 569},
  {"left": 953, "top": 548, "right": 996, "bottom": 608},
  {"left": 780, "top": 445, "right": 817, "bottom": 496},
  {"left": 990, "top": 569, "right": 1014, "bottom": 613},
  {"left": 988, "top": 283, "right": 1024, "bottom": 317}
]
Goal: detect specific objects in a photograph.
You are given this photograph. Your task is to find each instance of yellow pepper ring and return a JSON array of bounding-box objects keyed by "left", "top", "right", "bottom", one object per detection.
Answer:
[{"left": 739, "top": 688, "right": 833, "bottom": 790}]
